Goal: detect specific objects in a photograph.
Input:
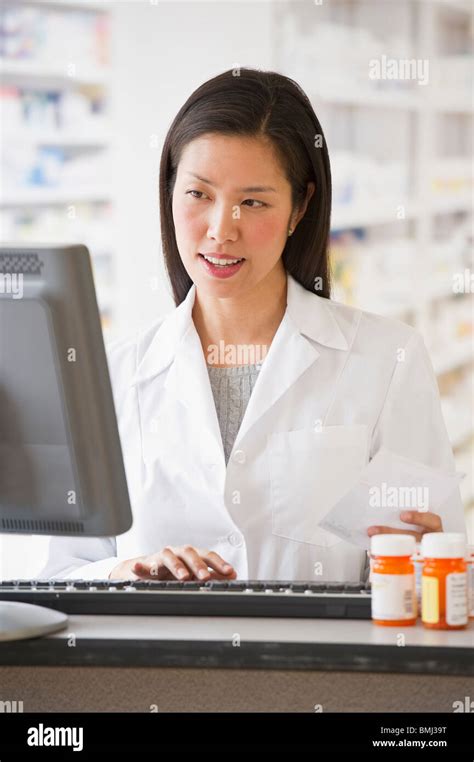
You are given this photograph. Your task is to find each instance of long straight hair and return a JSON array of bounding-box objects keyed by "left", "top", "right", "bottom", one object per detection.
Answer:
[{"left": 159, "top": 67, "right": 332, "bottom": 306}]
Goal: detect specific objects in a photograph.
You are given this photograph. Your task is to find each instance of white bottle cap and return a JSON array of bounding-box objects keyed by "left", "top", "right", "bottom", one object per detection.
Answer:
[
  {"left": 421, "top": 532, "right": 466, "bottom": 559},
  {"left": 370, "top": 534, "right": 416, "bottom": 557}
]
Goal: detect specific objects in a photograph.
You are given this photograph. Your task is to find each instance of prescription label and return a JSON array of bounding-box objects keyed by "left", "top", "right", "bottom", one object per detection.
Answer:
[
  {"left": 446, "top": 572, "right": 468, "bottom": 626},
  {"left": 468, "top": 560, "right": 474, "bottom": 618},
  {"left": 371, "top": 573, "right": 416, "bottom": 620},
  {"left": 422, "top": 576, "right": 439, "bottom": 623}
]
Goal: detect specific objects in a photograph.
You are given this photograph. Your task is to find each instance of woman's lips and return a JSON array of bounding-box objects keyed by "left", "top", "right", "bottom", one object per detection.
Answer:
[{"left": 198, "top": 253, "right": 246, "bottom": 279}]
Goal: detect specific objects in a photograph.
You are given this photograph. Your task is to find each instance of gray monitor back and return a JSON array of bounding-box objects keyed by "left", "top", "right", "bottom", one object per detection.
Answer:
[{"left": 0, "top": 244, "right": 133, "bottom": 538}]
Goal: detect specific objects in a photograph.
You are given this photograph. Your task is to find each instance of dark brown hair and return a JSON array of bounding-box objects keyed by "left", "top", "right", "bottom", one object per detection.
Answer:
[{"left": 159, "top": 67, "right": 332, "bottom": 305}]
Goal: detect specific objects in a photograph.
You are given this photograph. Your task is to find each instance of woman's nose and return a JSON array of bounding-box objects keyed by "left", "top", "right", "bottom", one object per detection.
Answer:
[{"left": 207, "top": 205, "right": 238, "bottom": 242}]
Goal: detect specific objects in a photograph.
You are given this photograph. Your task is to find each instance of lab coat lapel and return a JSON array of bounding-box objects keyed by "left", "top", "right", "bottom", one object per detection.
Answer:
[
  {"left": 234, "top": 312, "right": 317, "bottom": 445},
  {"left": 165, "top": 319, "right": 225, "bottom": 465},
  {"left": 131, "top": 282, "right": 225, "bottom": 467},
  {"left": 235, "top": 274, "right": 349, "bottom": 444}
]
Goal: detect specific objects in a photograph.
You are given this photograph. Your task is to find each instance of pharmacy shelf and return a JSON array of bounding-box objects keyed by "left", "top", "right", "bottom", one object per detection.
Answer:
[
  {"left": 10, "top": 0, "right": 109, "bottom": 11},
  {"left": 331, "top": 193, "right": 472, "bottom": 230},
  {"left": 429, "top": 95, "right": 474, "bottom": 114},
  {"left": 332, "top": 199, "right": 420, "bottom": 230},
  {"left": 425, "top": 276, "right": 458, "bottom": 302},
  {"left": 316, "top": 87, "right": 473, "bottom": 114},
  {"left": 365, "top": 294, "right": 471, "bottom": 321},
  {"left": 2, "top": 130, "right": 110, "bottom": 148},
  {"left": 430, "top": 193, "right": 473, "bottom": 215},
  {"left": 422, "top": 0, "right": 473, "bottom": 13},
  {"left": 0, "top": 188, "right": 112, "bottom": 207},
  {"left": 316, "top": 88, "right": 421, "bottom": 111},
  {"left": 0, "top": 60, "right": 109, "bottom": 89}
]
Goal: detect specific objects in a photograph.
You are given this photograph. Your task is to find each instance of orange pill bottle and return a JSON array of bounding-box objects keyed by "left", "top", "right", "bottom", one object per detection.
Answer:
[
  {"left": 370, "top": 534, "right": 417, "bottom": 626},
  {"left": 421, "top": 533, "right": 468, "bottom": 630}
]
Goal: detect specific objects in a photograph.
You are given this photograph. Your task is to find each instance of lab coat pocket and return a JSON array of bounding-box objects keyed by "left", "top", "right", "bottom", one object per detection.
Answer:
[{"left": 269, "top": 424, "right": 369, "bottom": 547}]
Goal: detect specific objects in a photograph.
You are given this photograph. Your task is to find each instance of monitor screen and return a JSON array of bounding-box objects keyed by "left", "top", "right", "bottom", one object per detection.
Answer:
[{"left": 0, "top": 245, "right": 132, "bottom": 538}]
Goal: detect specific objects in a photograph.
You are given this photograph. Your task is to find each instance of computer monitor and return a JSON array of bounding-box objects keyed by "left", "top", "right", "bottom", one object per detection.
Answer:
[{"left": 0, "top": 243, "right": 133, "bottom": 641}]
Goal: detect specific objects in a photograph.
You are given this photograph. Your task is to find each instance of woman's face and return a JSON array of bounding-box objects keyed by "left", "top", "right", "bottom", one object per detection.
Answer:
[{"left": 171, "top": 133, "right": 298, "bottom": 298}]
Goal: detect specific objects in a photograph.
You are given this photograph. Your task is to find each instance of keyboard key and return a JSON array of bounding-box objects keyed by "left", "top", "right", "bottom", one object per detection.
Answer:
[
  {"left": 263, "top": 583, "right": 280, "bottom": 590},
  {"left": 205, "top": 581, "right": 229, "bottom": 589}
]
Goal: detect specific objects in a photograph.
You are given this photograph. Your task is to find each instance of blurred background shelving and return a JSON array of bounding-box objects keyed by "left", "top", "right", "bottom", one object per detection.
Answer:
[
  {"left": 0, "top": 0, "right": 472, "bottom": 577},
  {"left": 271, "top": 0, "right": 473, "bottom": 529},
  {"left": 0, "top": 0, "right": 115, "bottom": 332}
]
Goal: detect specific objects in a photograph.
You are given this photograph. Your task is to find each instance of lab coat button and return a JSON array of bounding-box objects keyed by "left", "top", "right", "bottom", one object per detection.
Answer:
[
  {"left": 233, "top": 449, "right": 246, "bottom": 464},
  {"left": 228, "top": 532, "right": 243, "bottom": 547}
]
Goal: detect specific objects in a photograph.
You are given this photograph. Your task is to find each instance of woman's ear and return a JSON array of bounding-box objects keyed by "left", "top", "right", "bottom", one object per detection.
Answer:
[
  {"left": 291, "top": 181, "right": 316, "bottom": 230},
  {"left": 304, "top": 181, "right": 316, "bottom": 210}
]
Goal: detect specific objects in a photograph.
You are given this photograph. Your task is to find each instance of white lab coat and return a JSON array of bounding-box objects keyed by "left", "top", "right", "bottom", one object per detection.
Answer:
[{"left": 40, "top": 273, "right": 466, "bottom": 581}]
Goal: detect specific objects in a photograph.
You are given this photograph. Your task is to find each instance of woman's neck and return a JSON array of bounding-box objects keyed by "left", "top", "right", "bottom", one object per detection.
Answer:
[{"left": 192, "top": 267, "right": 288, "bottom": 367}]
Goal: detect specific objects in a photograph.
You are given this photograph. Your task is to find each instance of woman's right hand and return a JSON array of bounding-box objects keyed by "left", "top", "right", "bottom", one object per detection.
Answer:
[{"left": 108, "top": 545, "right": 237, "bottom": 581}]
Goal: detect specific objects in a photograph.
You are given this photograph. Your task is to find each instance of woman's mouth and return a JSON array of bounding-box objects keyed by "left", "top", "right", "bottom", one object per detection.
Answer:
[{"left": 198, "top": 253, "right": 246, "bottom": 279}]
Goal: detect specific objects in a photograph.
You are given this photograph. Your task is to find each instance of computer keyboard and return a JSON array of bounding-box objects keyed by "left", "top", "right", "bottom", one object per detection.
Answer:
[{"left": 0, "top": 579, "right": 372, "bottom": 619}]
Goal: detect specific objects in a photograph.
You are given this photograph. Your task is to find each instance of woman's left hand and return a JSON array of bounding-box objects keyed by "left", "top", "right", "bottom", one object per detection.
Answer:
[{"left": 367, "top": 510, "right": 443, "bottom": 543}]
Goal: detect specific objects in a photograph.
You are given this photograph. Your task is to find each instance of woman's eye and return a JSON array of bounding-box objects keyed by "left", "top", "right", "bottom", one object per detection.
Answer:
[
  {"left": 242, "top": 199, "right": 266, "bottom": 208},
  {"left": 186, "top": 191, "right": 266, "bottom": 208}
]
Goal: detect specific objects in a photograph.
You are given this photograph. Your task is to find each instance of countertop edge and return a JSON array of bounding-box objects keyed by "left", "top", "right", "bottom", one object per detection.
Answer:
[{"left": 0, "top": 639, "right": 472, "bottom": 675}]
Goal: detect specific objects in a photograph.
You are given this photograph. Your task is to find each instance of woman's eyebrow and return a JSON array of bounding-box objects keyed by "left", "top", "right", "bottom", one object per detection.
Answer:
[{"left": 186, "top": 171, "right": 277, "bottom": 193}]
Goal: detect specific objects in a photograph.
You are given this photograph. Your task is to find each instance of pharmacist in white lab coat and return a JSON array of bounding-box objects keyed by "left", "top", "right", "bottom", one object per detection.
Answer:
[{"left": 40, "top": 68, "right": 466, "bottom": 583}]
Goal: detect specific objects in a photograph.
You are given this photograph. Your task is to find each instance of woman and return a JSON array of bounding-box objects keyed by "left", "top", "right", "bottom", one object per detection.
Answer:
[{"left": 41, "top": 68, "right": 466, "bottom": 583}]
